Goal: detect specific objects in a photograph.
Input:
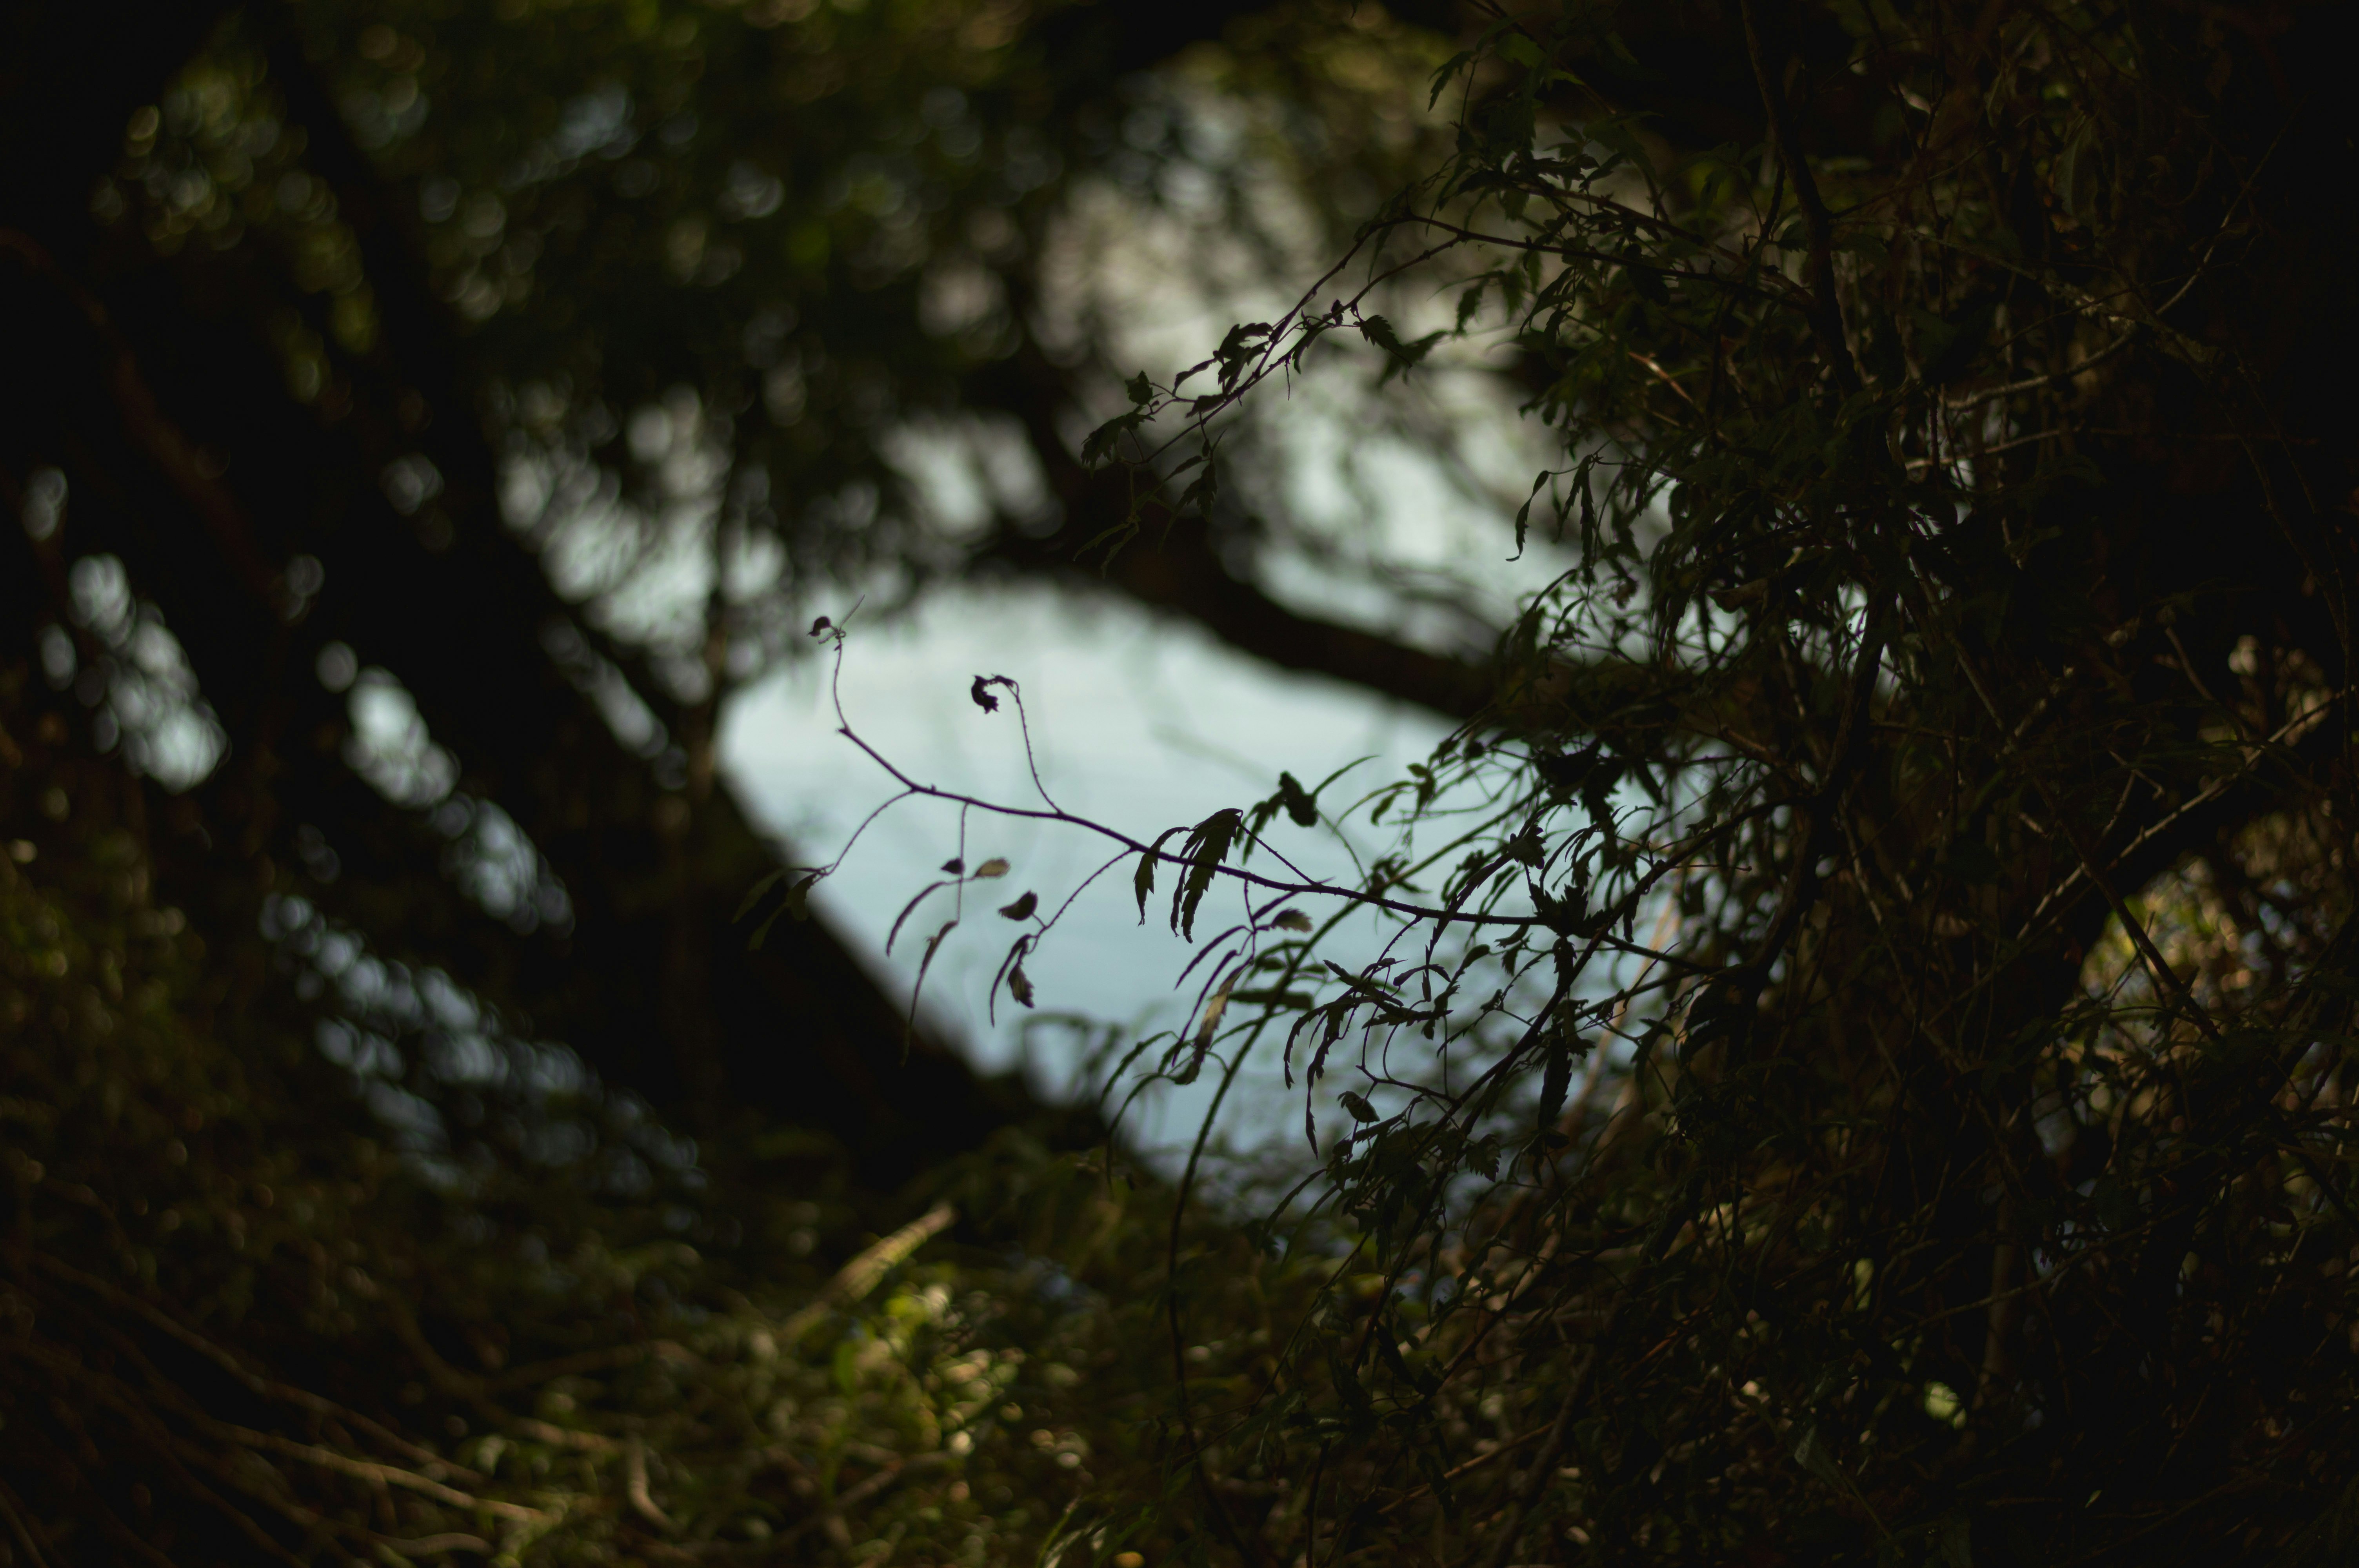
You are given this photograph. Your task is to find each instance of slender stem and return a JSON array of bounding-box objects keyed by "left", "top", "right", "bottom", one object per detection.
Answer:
[
  {"left": 1167, "top": 1031, "right": 1270, "bottom": 1568},
  {"left": 1738, "top": 0, "right": 1859, "bottom": 392}
]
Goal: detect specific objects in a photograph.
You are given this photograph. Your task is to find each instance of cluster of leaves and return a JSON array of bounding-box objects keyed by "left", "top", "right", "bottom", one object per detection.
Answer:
[
  {"left": 0, "top": 668, "right": 1350, "bottom": 1567},
  {"left": 23, "top": 1, "right": 2359, "bottom": 1564},
  {"left": 219, "top": 0, "right": 1456, "bottom": 682},
  {"left": 933, "top": 1, "right": 2359, "bottom": 1563}
]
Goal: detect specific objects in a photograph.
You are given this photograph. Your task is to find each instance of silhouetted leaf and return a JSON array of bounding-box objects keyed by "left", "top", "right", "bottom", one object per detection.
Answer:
[
  {"left": 1278, "top": 771, "right": 1318, "bottom": 826},
  {"left": 1135, "top": 826, "right": 1186, "bottom": 923},
  {"left": 1170, "top": 809, "right": 1242, "bottom": 940}
]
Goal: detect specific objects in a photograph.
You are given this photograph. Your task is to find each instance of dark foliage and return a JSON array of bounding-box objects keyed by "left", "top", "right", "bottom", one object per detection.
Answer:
[{"left": 7, "top": 0, "right": 2359, "bottom": 1564}]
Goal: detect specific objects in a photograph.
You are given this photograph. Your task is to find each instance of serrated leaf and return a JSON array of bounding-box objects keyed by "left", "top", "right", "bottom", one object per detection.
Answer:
[
  {"left": 1454, "top": 279, "right": 1487, "bottom": 333},
  {"left": 1178, "top": 467, "right": 1219, "bottom": 514},
  {"left": 1170, "top": 808, "right": 1243, "bottom": 941},
  {"left": 1340, "top": 1090, "right": 1379, "bottom": 1123},
  {"left": 1356, "top": 314, "right": 1404, "bottom": 356},
  {"left": 1080, "top": 409, "right": 1147, "bottom": 468},
  {"left": 1135, "top": 826, "right": 1185, "bottom": 923},
  {"left": 1125, "top": 370, "right": 1154, "bottom": 405},
  {"left": 1273, "top": 909, "right": 1314, "bottom": 933},
  {"left": 1194, "top": 968, "right": 1238, "bottom": 1047},
  {"left": 1427, "top": 49, "right": 1474, "bottom": 108},
  {"left": 1538, "top": 1027, "right": 1573, "bottom": 1129}
]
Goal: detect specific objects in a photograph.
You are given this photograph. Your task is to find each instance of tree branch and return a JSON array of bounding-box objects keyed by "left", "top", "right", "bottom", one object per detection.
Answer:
[{"left": 1738, "top": 0, "right": 1859, "bottom": 392}]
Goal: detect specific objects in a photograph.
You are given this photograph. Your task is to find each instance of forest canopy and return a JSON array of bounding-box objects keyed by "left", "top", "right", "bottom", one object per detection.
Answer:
[{"left": 4, "top": 0, "right": 2359, "bottom": 1565}]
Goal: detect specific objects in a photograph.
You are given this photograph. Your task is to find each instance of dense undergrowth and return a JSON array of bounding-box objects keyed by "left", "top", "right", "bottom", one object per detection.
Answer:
[{"left": 0, "top": 679, "right": 1318, "bottom": 1566}]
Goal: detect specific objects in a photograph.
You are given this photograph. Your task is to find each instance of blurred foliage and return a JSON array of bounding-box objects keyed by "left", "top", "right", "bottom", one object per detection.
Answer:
[
  {"left": 90, "top": 0, "right": 1459, "bottom": 690},
  {"left": 17, "top": 0, "right": 2359, "bottom": 1565},
  {"left": 11, "top": 10, "right": 1471, "bottom": 1559},
  {"left": 0, "top": 662, "right": 1327, "bottom": 1565}
]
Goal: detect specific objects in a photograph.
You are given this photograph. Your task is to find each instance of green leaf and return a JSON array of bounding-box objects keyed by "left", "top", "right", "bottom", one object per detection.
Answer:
[
  {"left": 1427, "top": 49, "right": 1474, "bottom": 109},
  {"left": 998, "top": 891, "right": 1038, "bottom": 921},
  {"left": 732, "top": 868, "right": 786, "bottom": 922},
  {"left": 1454, "top": 280, "right": 1487, "bottom": 333},
  {"left": 1497, "top": 32, "right": 1545, "bottom": 68},
  {"left": 781, "top": 873, "right": 817, "bottom": 923}
]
